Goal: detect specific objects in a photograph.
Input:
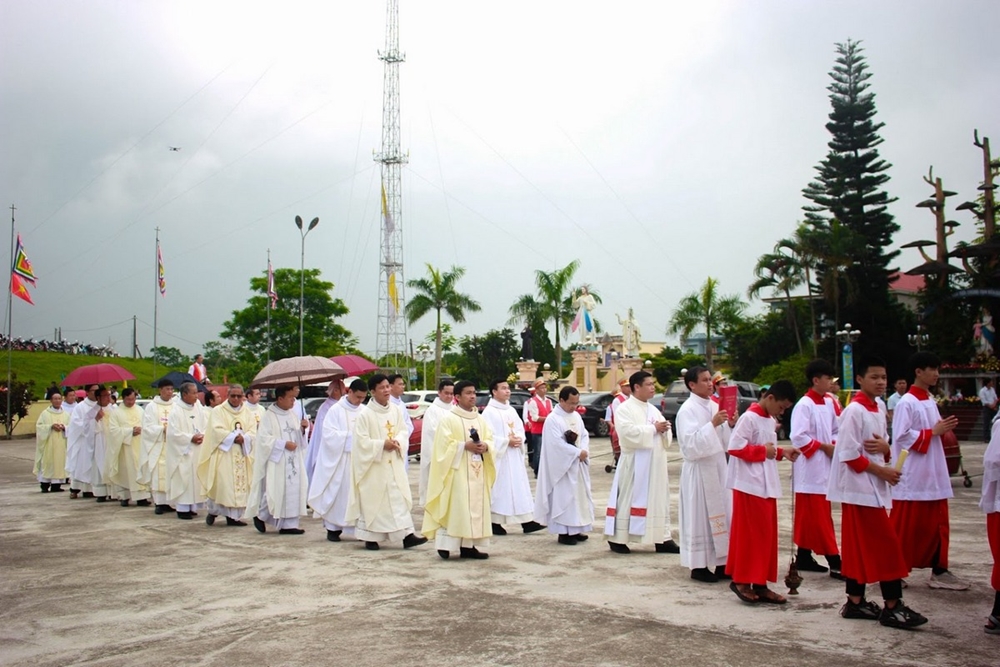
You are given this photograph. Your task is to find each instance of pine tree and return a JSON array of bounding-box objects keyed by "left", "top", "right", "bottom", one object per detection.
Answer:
[{"left": 802, "top": 39, "right": 911, "bottom": 371}]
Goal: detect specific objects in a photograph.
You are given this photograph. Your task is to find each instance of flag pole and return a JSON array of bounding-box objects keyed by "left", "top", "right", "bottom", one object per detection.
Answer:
[
  {"left": 153, "top": 227, "right": 160, "bottom": 383},
  {"left": 6, "top": 204, "right": 16, "bottom": 439},
  {"left": 266, "top": 248, "right": 272, "bottom": 364}
]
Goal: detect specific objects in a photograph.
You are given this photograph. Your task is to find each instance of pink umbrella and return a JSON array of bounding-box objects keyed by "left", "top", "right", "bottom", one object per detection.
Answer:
[
  {"left": 62, "top": 363, "right": 135, "bottom": 386},
  {"left": 329, "top": 354, "right": 379, "bottom": 376}
]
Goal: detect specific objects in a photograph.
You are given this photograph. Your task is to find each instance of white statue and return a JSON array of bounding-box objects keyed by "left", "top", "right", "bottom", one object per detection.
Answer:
[
  {"left": 571, "top": 286, "right": 597, "bottom": 345},
  {"left": 973, "top": 308, "right": 995, "bottom": 357},
  {"left": 617, "top": 308, "right": 641, "bottom": 357}
]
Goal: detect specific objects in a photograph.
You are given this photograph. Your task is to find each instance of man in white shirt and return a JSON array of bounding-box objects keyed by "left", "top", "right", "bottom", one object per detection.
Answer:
[
  {"left": 188, "top": 354, "right": 210, "bottom": 384},
  {"left": 886, "top": 378, "right": 907, "bottom": 428},
  {"left": 980, "top": 379, "right": 998, "bottom": 443}
]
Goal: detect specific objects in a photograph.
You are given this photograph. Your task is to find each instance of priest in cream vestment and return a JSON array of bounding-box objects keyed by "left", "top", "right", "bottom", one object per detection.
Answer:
[
  {"left": 423, "top": 381, "right": 496, "bottom": 559},
  {"left": 139, "top": 380, "right": 177, "bottom": 513},
  {"left": 246, "top": 386, "right": 309, "bottom": 534},
  {"left": 604, "top": 371, "right": 678, "bottom": 554},
  {"left": 34, "top": 392, "right": 70, "bottom": 493},
  {"left": 108, "top": 388, "right": 151, "bottom": 506},
  {"left": 166, "top": 382, "right": 208, "bottom": 519},
  {"left": 346, "top": 375, "right": 427, "bottom": 550},
  {"left": 198, "top": 385, "right": 256, "bottom": 526}
]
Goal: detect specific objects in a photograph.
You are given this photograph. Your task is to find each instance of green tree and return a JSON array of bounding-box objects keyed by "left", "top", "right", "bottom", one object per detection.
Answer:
[
  {"left": 748, "top": 249, "right": 804, "bottom": 354},
  {"left": 802, "top": 39, "right": 909, "bottom": 368},
  {"left": 668, "top": 277, "right": 746, "bottom": 370},
  {"left": 1, "top": 373, "right": 36, "bottom": 436},
  {"left": 645, "top": 346, "right": 706, "bottom": 386},
  {"left": 725, "top": 310, "right": 803, "bottom": 382},
  {"left": 221, "top": 268, "right": 355, "bottom": 363},
  {"left": 423, "top": 323, "right": 458, "bottom": 355},
  {"left": 453, "top": 328, "right": 521, "bottom": 387},
  {"left": 405, "top": 264, "right": 481, "bottom": 384},
  {"left": 149, "top": 346, "right": 188, "bottom": 367},
  {"left": 507, "top": 260, "right": 600, "bottom": 375}
]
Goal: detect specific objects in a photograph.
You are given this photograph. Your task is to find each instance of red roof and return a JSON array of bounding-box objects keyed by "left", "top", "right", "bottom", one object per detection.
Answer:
[{"left": 889, "top": 272, "right": 924, "bottom": 293}]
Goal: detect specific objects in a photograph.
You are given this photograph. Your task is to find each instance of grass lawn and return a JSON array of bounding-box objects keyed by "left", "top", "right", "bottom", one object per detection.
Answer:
[{"left": 4, "top": 350, "right": 184, "bottom": 397}]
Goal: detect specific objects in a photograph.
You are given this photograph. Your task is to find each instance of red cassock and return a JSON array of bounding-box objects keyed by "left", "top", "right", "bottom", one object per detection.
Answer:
[
  {"left": 793, "top": 492, "right": 839, "bottom": 555},
  {"left": 890, "top": 499, "right": 950, "bottom": 570},
  {"left": 988, "top": 513, "right": 1000, "bottom": 591},
  {"left": 840, "top": 504, "right": 909, "bottom": 584},
  {"left": 726, "top": 490, "right": 777, "bottom": 585}
]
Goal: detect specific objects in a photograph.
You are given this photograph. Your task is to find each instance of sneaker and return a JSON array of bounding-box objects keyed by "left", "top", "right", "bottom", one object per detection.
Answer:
[
  {"left": 879, "top": 603, "right": 928, "bottom": 629},
  {"left": 840, "top": 598, "right": 881, "bottom": 620},
  {"left": 927, "top": 571, "right": 970, "bottom": 591}
]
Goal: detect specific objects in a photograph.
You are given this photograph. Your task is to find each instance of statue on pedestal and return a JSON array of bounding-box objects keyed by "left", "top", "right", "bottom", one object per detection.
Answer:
[
  {"left": 520, "top": 325, "right": 534, "bottom": 360},
  {"left": 973, "top": 308, "right": 995, "bottom": 357},
  {"left": 572, "top": 286, "right": 597, "bottom": 345},
  {"left": 618, "top": 307, "right": 641, "bottom": 358}
]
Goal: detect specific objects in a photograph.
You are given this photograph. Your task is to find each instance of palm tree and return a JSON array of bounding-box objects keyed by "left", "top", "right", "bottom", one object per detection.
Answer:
[
  {"left": 776, "top": 224, "right": 820, "bottom": 356},
  {"left": 405, "top": 264, "right": 481, "bottom": 383},
  {"left": 748, "top": 249, "right": 804, "bottom": 354},
  {"left": 798, "top": 220, "right": 858, "bottom": 332},
  {"left": 668, "top": 277, "right": 746, "bottom": 370},
  {"left": 507, "top": 260, "right": 599, "bottom": 374}
]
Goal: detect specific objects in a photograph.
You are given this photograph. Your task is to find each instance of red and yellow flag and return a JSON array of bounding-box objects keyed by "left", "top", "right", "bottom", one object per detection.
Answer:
[{"left": 10, "top": 274, "right": 34, "bottom": 304}]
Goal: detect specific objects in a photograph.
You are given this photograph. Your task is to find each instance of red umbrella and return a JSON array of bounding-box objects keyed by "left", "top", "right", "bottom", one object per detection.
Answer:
[
  {"left": 329, "top": 354, "right": 379, "bottom": 376},
  {"left": 62, "top": 363, "right": 135, "bottom": 386}
]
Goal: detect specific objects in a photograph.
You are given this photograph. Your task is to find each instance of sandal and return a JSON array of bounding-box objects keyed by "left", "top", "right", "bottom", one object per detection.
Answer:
[
  {"left": 753, "top": 586, "right": 787, "bottom": 605},
  {"left": 730, "top": 581, "right": 759, "bottom": 604},
  {"left": 987, "top": 614, "right": 1000, "bottom": 635}
]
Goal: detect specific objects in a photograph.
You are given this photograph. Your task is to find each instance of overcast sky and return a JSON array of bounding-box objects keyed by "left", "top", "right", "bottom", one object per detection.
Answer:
[{"left": 1, "top": 0, "right": 997, "bottom": 360}]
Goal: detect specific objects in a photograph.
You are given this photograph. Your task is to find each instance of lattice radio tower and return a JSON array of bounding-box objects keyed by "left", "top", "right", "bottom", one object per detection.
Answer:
[{"left": 375, "top": 0, "right": 408, "bottom": 369}]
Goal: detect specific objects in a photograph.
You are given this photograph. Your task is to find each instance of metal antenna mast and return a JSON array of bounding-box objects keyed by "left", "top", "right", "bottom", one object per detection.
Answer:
[{"left": 375, "top": 0, "right": 408, "bottom": 370}]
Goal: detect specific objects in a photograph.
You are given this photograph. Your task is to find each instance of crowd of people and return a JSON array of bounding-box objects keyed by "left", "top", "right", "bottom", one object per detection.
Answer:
[{"left": 30, "top": 353, "right": 1000, "bottom": 635}]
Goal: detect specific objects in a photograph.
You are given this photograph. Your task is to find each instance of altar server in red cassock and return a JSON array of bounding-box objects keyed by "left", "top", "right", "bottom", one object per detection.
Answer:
[
  {"left": 828, "top": 357, "right": 927, "bottom": 629},
  {"left": 890, "top": 351, "right": 968, "bottom": 590},
  {"left": 725, "top": 381, "right": 800, "bottom": 605}
]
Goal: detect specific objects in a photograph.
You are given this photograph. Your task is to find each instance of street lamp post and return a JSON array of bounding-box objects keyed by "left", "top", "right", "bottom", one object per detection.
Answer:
[
  {"left": 416, "top": 344, "right": 431, "bottom": 389},
  {"left": 835, "top": 323, "right": 862, "bottom": 390},
  {"left": 295, "top": 215, "right": 320, "bottom": 357},
  {"left": 908, "top": 323, "right": 929, "bottom": 351}
]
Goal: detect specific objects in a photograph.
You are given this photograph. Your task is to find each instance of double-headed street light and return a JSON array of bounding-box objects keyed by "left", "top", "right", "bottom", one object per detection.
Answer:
[
  {"left": 295, "top": 215, "right": 320, "bottom": 356},
  {"left": 908, "top": 323, "right": 929, "bottom": 351},
  {"left": 835, "top": 323, "right": 862, "bottom": 390}
]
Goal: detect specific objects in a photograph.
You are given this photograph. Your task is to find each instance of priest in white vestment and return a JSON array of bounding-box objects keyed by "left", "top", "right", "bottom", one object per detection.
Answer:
[
  {"left": 166, "top": 382, "right": 208, "bottom": 519},
  {"left": 108, "top": 388, "right": 150, "bottom": 506},
  {"left": 389, "top": 374, "right": 415, "bottom": 471},
  {"left": 305, "top": 379, "right": 345, "bottom": 484},
  {"left": 246, "top": 385, "right": 309, "bottom": 534},
  {"left": 308, "top": 379, "right": 367, "bottom": 542},
  {"left": 347, "top": 375, "right": 427, "bottom": 550},
  {"left": 34, "top": 392, "right": 70, "bottom": 493},
  {"left": 66, "top": 384, "right": 112, "bottom": 500},
  {"left": 676, "top": 366, "right": 734, "bottom": 583},
  {"left": 605, "top": 371, "right": 677, "bottom": 554},
  {"left": 245, "top": 388, "right": 267, "bottom": 428},
  {"left": 139, "top": 380, "right": 178, "bottom": 514},
  {"left": 482, "top": 379, "right": 544, "bottom": 535},
  {"left": 198, "top": 385, "right": 257, "bottom": 526},
  {"left": 419, "top": 380, "right": 455, "bottom": 505},
  {"left": 534, "top": 386, "right": 594, "bottom": 544},
  {"left": 423, "top": 380, "right": 496, "bottom": 559}
]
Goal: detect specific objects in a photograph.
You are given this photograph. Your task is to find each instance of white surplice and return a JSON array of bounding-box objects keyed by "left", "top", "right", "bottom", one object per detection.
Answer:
[
  {"left": 534, "top": 406, "right": 594, "bottom": 535},
  {"left": 419, "top": 398, "right": 452, "bottom": 505},
  {"left": 138, "top": 397, "right": 176, "bottom": 505},
  {"left": 65, "top": 398, "right": 108, "bottom": 495},
  {"left": 604, "top": 396, "right": 673, "bottom": 545},
  {"left": 676, "top": 394, "right": 732, "bottom": 569},
  {"left": 246, "top": 404, "right": 308, "bottom": 528},
  {"left": 166, "top": 399, "right": 208, "bottom": 511},
  {"left": 482, "top": 398, "right": 535, "bottom": 523},
  {"left": 308, "top": 396, "right": 363, "bottom": 535}
]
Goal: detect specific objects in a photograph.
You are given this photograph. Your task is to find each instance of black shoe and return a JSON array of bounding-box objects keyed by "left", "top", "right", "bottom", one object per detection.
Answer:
[
  {"left": 714, "top": 565, "right": 732, "bottom": 580},
  {"left": 253, "top": 517, "right": 266, "bottom": 533},
  {"left": 82, "top": 492, "right": 94, "bottom": 499},
  {"left": 136, "top": 498, "right": 150, "bottom": 506},
  {"left": 521, "top": 521, "right": 545, "bottom": 534},
  {"left": 826, "top": 554, "right": 842, "bottom": 570},
  {"left": 609, "top": 542, "right": 631, "bottom": 554},
  {"left": 154, "top": 504, "right": 165, "bottom": 515},
  {"left": 460, "top": 547, "right": 489, "bottom": 560},
  {"left": 795, "top": 549, "right": 828, "bottom": 572},
  {"left": 365, "top": 541, "right": 380, "bottom": 551},
  {"left": 438, "top": 549, "right": 450, "bottom": 559},
  {"left": 558, "top": 534, "right": 579, "bottom": 545},
  {"left": 879, "top": 603, "right": 928, "bottom": 629},
  {"left": 205, "top": 514, "right": 216, "bottom": 526},
  {"left": 691, "top": 567, "right": 719, "bottom": 583},
  {"left": 327, "top": 530, "right": 342, "bottom": 542},
  {"left": 96, "top": 495, "right": 108, "bottom": 503},
  {"left": 279, "top": 528, "right": 305, "bottom": 535},
  {"left": 226, "top": 518, "right": 247, "bottom": 527},
  {"left": 403, "top": 533, "right": 428, "bottom": 549},
  {"left": 655, "top": 540, "right": 680, "bottom": 554},
  {"left": 177, "top": 511, "right": 193, "bottom": 520},
  {"left": 840, "top": 598, "right": 881, "bottom": 620},
  {"left": 40, "top": 482, "right": 50, "bottom": 493},
  {"left": 50, "top": 484, "right": 64, "bottom": 492},
  {"left": 120, "top": 499, "right": 129, "bottom": 507},
  {"left": 492, "top": 523, "right": 507, "bottom": 536}
]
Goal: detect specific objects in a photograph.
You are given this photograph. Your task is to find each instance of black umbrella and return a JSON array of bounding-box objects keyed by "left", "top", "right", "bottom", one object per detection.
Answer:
[{"left": 151, "top": 371, "right": 206, "bottom": 394}]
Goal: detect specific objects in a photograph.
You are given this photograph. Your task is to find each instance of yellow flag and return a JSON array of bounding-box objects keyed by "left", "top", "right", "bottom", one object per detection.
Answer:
[{"left": 388, "top": 271, "right": 399, "bottom": 317}]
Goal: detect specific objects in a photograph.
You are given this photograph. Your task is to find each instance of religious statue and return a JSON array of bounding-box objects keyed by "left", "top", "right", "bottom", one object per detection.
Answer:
[
  {"left": 617, "top": 308, "right": 641, "bottom": 358},
  {"left": 520, "top": 325, "right": 534, "bottom": 360},
  {"left": 571, "top": 286, "right": 597, "bottom": 345},
  {"left": 973, "top": 308, "right": 995, "bottom": 357}
]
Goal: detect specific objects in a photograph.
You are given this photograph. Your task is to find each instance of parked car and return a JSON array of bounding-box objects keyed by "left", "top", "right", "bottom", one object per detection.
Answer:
[
  {"left": 659, "top": 379, "right": 762, "bottom": 435},
  {"left": 577, "top": 392, "right": 615, "bottom": 437},
  {"left": 400, "top": 391, "right": 439, "bottom": 419},
  {"left": 475, "top": 390, "right": 532, "bottom": 414}
]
